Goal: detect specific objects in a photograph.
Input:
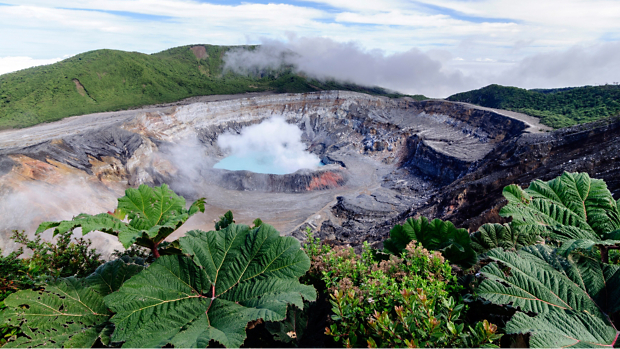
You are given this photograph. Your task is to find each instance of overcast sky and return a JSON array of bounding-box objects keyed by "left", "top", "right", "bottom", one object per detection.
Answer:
[{"left": 1, "top": 0, "right": 619, "bottom": 96}]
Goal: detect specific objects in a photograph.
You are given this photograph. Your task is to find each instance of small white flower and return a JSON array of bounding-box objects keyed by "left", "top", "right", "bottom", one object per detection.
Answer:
[{"left": 367, "top": 297, "right": 374, "bottom": 303}]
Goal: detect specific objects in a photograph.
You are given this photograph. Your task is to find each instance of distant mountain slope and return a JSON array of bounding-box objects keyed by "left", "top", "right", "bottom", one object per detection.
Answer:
[
  {"left": 447, "top": 84, "right": 620, "bottom": 128},
  {"left": 0, "top": 45, "right": 418, "bottom": 129}
]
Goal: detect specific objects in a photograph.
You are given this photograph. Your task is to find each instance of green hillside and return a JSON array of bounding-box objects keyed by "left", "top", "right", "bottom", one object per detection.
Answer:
[
  {"left": 447, "top": 84, "right": 620, "bottom": 128},
  {"left": 0, "top": 45, "right": 413, "bottom": 129}
]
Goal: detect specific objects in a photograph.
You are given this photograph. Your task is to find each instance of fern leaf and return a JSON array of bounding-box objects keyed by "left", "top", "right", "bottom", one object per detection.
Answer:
[
  {"left": 506, "top": 310, "right": 618, "bottom": 347},
  {"left": 470, "top": 223, "right": 540, "bottom": 254},
  {"left": 477, "top": 245, "right": 620, "bottom": 346},
  {"left": 500, "top": 172, "right": 620, "bottom": 256},
  {"left": 477, "top": 246, "right": 603, "bottom": 316}
]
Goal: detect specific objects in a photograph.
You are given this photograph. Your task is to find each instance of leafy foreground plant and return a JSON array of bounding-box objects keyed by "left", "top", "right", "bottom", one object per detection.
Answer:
[
  {"left": 476, "top": 245, "right": 620, "bottom": 347},
  {"left": 1, "top": 222, "right": 316, "bottom": 348},
  {"left": 37, "top": 184, "right": 205, "bottom": 257},
  {"left": 307, "top": 237, "right": 501, "bottom": 348},
  {"left": 500, "top": 171, "right": 620, "bottom": 261},
  {"left": 383, "top": 216, "right": 477, "bottom": 269},
  {"left": 105, "top": 223, "right": 316, "bottom": 348},
  {"left": 0, "top": 256, "right": 145, "bottom": 348},
  {"left": 470, "top": 223, "right": 541, "bottom": 255}
]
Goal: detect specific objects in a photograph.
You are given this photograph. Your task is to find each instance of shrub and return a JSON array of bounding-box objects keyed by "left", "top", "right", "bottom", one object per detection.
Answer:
[
  {"left": 306, "top": 236, "right": 501, "bottom": 348},
  {"left": 10, "top": 230, "right": 103, "bottom": 279}
]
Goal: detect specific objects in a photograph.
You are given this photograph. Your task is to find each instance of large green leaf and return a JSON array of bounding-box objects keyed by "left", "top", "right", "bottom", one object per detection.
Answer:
[
  {"left": 36, "top": 184, "right": 206, "bottom": 248},
  {"left": 383, "top": 217, "right": 477, "bottom": 268},
  {"left": 477, "top": 246, "right": 602, "bottom": 316},
  {"left": 500, "top": 172, "right": 620, "bottom": 245},
  {"left": 1, "top": 258, "right": 144, "bottom": 348},
  {"left": 470, "top": 223, "right": 540, "bottom": 254},
  {"left": 104, "top": 223, "right": 316, "bottom": 348},
  {"left": 506, "top": 310, "right": 619, "bottom": 348},
  {"left": 477, "top": 245, "right": 620, "bottom": 347}
]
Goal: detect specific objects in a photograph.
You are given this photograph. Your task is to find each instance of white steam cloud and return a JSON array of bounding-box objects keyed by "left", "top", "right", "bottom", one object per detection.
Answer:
[
  {"left": 224, "top": 36, "right": 469, "bottom": 97},
  {"left": 0, "top": 178, "right": 123, "bottom": 257},
  {"left": 223, "top": 36, "right": 620, "bottom": 97},
  {"left": 215, "top": 117, "right": 320, "bottom": 174}
]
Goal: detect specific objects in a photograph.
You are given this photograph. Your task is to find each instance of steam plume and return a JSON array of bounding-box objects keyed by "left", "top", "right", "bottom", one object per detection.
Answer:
[{"left": 215, "top": 117, "right": 320, "bottom": 174}]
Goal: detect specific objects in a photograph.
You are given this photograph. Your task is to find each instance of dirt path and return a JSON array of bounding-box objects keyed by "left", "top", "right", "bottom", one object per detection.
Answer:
[{"left": 446, "top": 101, "right": 553, "bottom": 133}]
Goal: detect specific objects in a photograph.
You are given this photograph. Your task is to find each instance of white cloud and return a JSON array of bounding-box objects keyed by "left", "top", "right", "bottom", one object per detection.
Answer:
[
  {"left": 0, "top": 0, "right": 619, "bottom": 94},
  {"left": 497, "top": 41, "right": 620, "bottom": 88},
  {"left": 223, "top": 36, "right": 620, "bottom": 97},
  {"left": 0, "top": 56, "right": 66, "bottom": 75},
  {"left": 224, "top": 36, "right": 472, "bottom": 97}
]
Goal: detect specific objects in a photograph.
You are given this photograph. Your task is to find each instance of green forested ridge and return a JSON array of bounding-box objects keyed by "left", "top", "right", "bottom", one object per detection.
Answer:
[
  {"left": 0, "top": 45, "right": 416, "bottom": 129},
  {"left": 447, "top": 84, "right": 620, "bottom": 128}
]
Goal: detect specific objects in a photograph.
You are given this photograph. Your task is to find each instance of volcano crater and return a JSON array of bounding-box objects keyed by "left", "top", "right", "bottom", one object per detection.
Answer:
[{"left": 3, "top": 90, "right": 618, "bottom": 256}]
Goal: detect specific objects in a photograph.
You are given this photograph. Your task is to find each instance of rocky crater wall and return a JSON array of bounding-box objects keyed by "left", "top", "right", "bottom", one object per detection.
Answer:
[{"left": 0, "top": 90, "right": 545, "bottom": 256}]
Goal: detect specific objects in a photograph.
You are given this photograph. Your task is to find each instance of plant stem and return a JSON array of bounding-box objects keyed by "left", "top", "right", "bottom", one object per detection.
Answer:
[{"left": 151, "top": 242, "right": 161, "bottom": 259}]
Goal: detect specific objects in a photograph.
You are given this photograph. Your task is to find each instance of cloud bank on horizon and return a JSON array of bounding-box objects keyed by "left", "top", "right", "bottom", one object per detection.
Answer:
[
  {"left": 1, "top": 0, "right": 619, "bottom": 96},
  {"left": 223, "top": 37, "right": 620, "bottom": 97}
]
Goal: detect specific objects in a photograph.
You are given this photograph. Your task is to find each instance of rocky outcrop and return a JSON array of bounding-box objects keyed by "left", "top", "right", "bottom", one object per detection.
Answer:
[
  {"left": 216, "top": 167, "right": 347, "bottom": 193},
  {"left": 400, "top": 135, "right": 471, "bottom": 185},
  {"left": 414, "top": 115, "right": 620, "bottom": 232}
]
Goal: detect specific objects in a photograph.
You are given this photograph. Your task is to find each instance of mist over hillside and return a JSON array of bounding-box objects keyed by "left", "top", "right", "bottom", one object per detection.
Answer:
[{"left": 0, "top": 44, "right": 410, "bottom": 130}]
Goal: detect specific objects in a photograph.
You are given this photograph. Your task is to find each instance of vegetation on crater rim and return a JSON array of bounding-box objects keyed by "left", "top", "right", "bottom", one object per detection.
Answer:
[{"left": 447, "top": 84, "right": 620, "bottom": 128}]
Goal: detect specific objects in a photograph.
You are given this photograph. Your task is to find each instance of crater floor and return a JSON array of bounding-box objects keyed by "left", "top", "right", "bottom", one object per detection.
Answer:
[{"left": 2, "top": 90, "right": 609, "bottom": 257}]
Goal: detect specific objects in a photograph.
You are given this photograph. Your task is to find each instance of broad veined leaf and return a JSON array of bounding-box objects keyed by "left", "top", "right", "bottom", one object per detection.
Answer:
[
  {"left": 477, "top": 246, "right": 603, "bottom": 316},
  {"left": 477, "top": 245, "right": 620, "bottom": 347},
  {"left": 384, "top": 217, "right": 477, "bottom": 268},
  {"left": 1, "top": 258, "right": 144, "bottom": 348},
  {"left": 84, "top": 255, "right": 147, "bottom": 295},
  {"left": 104, "top": 223, "right": 317, "bottom": 348},
  {"left": 557, "top": 239, "right": 620, "bottom": 257},
  {"left": 36, "top": 184, "right": 206, "bottom": 248},
  {"left": 506, "top": 310, "right": 619, "bottom": 348},
  {"left": 500, "top": 172, "right": 620, "bottom": 245},
  {"left": 470, "top": 223, "right": 540, "bottom": 254},
  {"left": 266, "top": 304, "right": 308, "bottom": 345}
]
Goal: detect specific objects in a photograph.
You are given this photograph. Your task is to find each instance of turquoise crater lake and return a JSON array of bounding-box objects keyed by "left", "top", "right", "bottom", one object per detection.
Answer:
[{"left": 213, "top": 151, "right": 323, "bottom": 175}]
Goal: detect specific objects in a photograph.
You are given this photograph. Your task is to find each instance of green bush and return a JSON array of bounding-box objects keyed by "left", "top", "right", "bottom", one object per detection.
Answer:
[{"left": 305, "top": 235, "right": 501, "bottom": 348}]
